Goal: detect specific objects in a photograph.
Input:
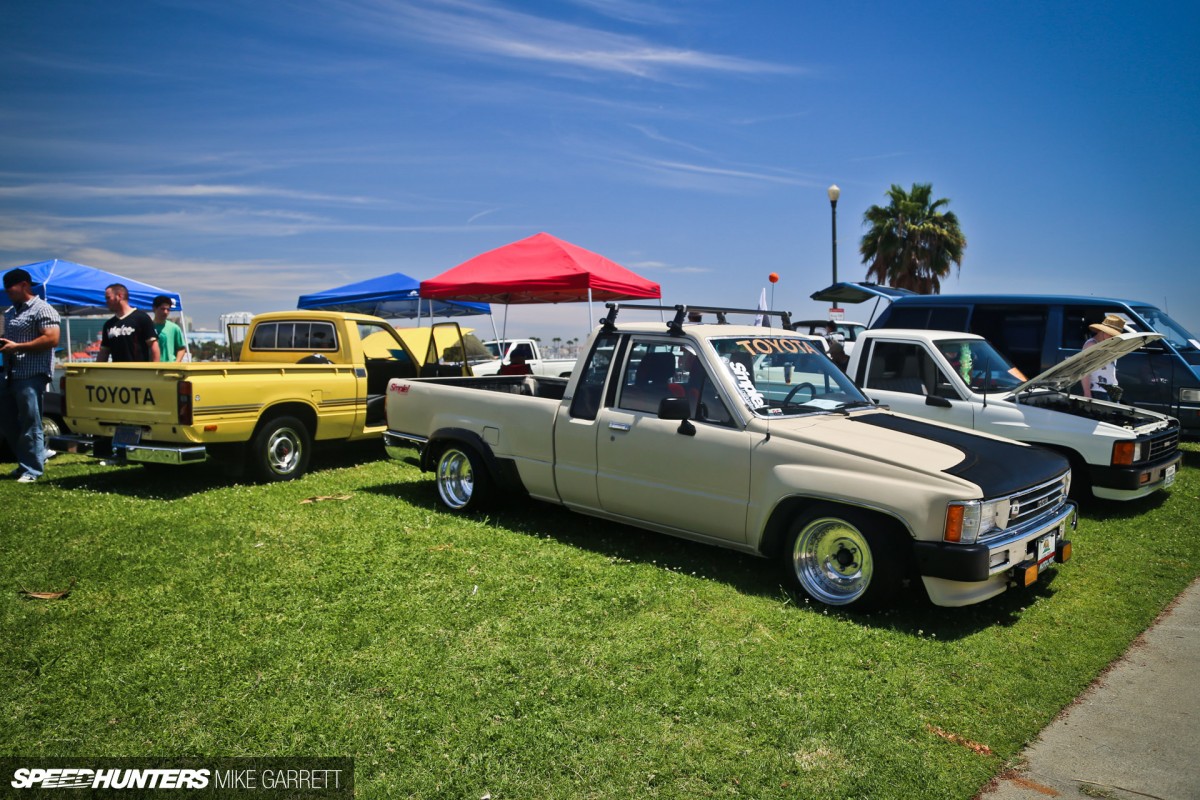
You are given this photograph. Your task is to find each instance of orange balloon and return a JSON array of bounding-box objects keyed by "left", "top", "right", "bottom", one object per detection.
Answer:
[{"left": 768, "top": 272, "right": 780, "bottom": 283}]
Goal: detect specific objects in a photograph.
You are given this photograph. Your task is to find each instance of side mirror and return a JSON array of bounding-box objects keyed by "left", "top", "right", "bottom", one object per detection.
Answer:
[
  {"left": 658, "top": 396, "right": 696, "bottom": 436},
  {"left": 658, "top": 396, "right": 690, "bottom": 420},
  {"left": 925, "top": 395, "right": 953, "bottom": 408}
]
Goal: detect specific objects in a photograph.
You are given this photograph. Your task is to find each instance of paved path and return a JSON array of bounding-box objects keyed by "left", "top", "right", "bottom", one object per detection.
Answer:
[{"left": 981, "top": 578, "right": 1200, "bottom": 800}]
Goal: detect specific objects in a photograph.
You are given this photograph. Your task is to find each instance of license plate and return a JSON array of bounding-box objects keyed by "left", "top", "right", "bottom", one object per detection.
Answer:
[
  {"left": 1164, "top": 464, "right": 1176, "bottom": 488},
  {"left": 1036, "top": 532, "right": 1056, "bottom": 571},
  {"left": 113, "top": 425, "right": 142, "bottom": 448}
]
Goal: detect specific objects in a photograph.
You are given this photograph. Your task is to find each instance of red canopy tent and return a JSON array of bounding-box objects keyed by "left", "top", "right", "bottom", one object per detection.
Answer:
[{"left": 420, "top": 232, "right": 661, "bottom": 304}]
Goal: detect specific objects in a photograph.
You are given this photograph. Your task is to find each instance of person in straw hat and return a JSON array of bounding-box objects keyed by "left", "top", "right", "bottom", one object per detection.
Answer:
[{"left": 1081, "top": 313, "right": 1126, "bottom": 400}]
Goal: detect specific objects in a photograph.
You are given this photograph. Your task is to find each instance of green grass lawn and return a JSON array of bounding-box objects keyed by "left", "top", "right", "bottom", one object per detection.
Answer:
[{"left": 2, "top": 442, "right": 1197, "bottom": 799}]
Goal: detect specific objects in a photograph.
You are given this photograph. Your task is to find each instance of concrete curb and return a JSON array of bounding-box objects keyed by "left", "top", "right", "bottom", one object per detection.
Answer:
[{"left": 979, "top": 578, "right": 1200, "bottom": 800}]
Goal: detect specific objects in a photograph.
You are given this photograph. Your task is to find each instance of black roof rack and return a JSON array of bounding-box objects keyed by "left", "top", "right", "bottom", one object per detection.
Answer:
[{"left": 601, "top": 303, "right": 792, "bottom": 336}]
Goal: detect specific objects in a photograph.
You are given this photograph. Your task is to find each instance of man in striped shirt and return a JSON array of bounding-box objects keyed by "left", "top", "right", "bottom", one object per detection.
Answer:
[{"left": 1, "top": 267, "right": 61, "bottom": 483}]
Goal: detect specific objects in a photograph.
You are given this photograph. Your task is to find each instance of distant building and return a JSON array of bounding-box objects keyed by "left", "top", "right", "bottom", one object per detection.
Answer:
[{"left": 219, "top": 312, "right": 255, "bottom": 348}]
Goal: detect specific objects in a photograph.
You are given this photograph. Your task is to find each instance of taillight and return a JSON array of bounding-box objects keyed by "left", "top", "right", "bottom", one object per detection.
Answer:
[
  {"left": 59, "top": 376, "right": 68, "bottom": 417},
  {"left": 178, "top": 380, "right": 193, "bottom": 425}
]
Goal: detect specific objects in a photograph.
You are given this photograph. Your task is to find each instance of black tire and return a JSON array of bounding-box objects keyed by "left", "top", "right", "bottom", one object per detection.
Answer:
[
  {"left": 781, "top": 505, "right": 905, "bottom": 611},
  {"left": 434, "top": 444, "right": 493, "bottom": 512},
  {"left": 249, "top": 416, "right": 311, "bottom": 482}
]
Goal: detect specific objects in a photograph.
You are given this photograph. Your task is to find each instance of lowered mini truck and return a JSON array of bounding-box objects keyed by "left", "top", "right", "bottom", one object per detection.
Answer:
[
  {"left": 385, "top": 305, "right": 1077, "bottom": 610},
  {"left": 54, "top": 311, "right": 468, "bottom": 482}
]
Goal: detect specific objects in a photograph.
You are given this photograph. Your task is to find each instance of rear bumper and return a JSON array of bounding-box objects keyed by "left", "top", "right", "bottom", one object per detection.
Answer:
[
  {"left": 384, "top": 430, "right": 426, "bottom": 461},
  {"left": 914, "top": 501, "right": 1077, "bottom": 607},
  {"left": 1089, "top": 452, "right": 1182, "bottom": 500},
  {"left": 48, "top": 434, "right": 207, "bottom": 465}
]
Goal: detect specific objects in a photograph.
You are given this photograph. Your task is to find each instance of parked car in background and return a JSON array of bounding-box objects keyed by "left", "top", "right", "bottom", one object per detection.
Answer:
[
  {"left": 848, "top": 328, "right": 1181, "bottom": 501},
  {"left": 791, "top": 319, "right": 867, "bottom": 357},
  {"left": 810, "top": 284, "right": 1200, "bottom": 437},
  {"left": 471, "top": 338, "right": 577, "bottom": 377},
  {"left": 53, "top": 311, "right": 468, "bottom": 481}
]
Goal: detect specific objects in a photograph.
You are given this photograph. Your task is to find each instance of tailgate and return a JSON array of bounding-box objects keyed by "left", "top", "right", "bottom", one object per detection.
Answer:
[{"left": 64, "top": 364, "right": 185, "bottom": 426}]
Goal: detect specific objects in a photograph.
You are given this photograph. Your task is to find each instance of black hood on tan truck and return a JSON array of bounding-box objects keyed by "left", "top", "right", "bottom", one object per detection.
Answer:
[{"left": 851, "top": 413, "right": 1069, "bottom": 497}]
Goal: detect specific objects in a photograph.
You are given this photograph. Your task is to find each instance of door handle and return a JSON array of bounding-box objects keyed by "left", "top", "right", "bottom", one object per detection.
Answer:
[{"left": 608, "top": 422, "right": 631, "bottom": 432}]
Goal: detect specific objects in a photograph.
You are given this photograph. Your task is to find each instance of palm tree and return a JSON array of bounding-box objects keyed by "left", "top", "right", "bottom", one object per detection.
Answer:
[{"left": 859, "top": 183, "right": 966, "bottom": 294}]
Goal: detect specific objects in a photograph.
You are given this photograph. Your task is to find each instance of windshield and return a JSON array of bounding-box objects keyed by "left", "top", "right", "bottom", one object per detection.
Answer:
[
  {"left": 483, "top": 341, "right": 503, "bottom": 358},
  {"left": 708, "top": 335, "right": 870, "bottom": 417},
  {"left": 939, "top": 339, "right": 1026, "bottom": 392},
  {"left": 1133, "top": 306, "right": 1199, "bottom": 352}
]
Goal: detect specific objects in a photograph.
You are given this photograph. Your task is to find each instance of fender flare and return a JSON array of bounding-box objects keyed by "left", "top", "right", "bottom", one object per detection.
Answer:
[{"left": 423, "top": 427, "right": 526, "bottom": 494}]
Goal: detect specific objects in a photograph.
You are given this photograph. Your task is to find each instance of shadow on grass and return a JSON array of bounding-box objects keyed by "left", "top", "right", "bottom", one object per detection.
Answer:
[
  {"left": 363, "top": 480, "right": 1048, "bottom": 639},
  {"left": 42, "top": 442, "right": 391, "bottom": 500},
  {"left": 1081, "top": 489, "right": 1171, "bottom": 522},
  {"left": 1180, "top": 448, "right": 1200, "bottom": 470}
]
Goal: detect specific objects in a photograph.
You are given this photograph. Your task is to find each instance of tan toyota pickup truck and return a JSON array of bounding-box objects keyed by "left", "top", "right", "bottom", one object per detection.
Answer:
[
  {"left": 54, "top": 311, "right": 467, "bottom": 481},
  {"left": 385, "top": 304, "right": 1077, "bottom": 610}
]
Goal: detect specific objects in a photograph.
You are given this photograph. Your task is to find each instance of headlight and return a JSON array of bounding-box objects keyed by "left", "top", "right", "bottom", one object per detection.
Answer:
[
  {"left": 1180, "top": 388, "right": 1200, "bottom": 403},
  {"left": 1111, "top": 440, "right": 1143, "bottom": 466},
  {"left": 944, "top": 498, "right": 1008, "bottom": 544}
]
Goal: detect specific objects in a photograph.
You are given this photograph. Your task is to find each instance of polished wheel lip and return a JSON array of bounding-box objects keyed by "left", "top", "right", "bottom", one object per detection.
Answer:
[
  {"left": 266, "top": 427, "right": 302, "bottom": 475},
  {"left": 437, "top": 449, "right": 474, "bottom": 509},
  {"left": 792, "top": 516, "right": 873, "bottom": 606}
]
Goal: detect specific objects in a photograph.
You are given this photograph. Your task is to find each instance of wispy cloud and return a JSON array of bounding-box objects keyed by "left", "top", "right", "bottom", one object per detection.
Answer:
[
  {"left": 339, "top": 0, "right": 797, "bottom": 81},
  {"left": 0, "top": 182, "right": 378, "bottom": 205}
]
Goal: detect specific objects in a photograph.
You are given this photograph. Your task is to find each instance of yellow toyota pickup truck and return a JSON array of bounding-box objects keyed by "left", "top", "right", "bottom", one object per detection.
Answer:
[{"left": 53, "top": 310, "right": 467, "bottom": 481}]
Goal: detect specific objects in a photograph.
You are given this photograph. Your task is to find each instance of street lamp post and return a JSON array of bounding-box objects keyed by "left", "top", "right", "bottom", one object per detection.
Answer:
[{"left": 827, "top": 184, "right": 840, "bottom": 285}]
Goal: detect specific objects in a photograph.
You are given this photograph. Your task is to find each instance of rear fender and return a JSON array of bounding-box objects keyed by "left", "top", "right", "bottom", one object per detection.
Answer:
[{"left": 424, "top": 427, "right": 526, "bottom": 494}]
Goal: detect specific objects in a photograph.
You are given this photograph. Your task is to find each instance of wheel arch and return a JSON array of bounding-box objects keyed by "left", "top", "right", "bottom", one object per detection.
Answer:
[
  {"left": 422, "top": 427, "right": 527, "bottom": 495},
  {"left": 758, "top": 494, "right": 916, "bottom": 560},
  {"left": 254, "top": 402, "right": 318, "bottom": 440}
]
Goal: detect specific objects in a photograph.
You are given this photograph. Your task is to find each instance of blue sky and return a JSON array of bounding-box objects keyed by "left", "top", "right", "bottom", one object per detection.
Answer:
[{"left": 2, "top": 0, "right": 1198, "bottom": 341}]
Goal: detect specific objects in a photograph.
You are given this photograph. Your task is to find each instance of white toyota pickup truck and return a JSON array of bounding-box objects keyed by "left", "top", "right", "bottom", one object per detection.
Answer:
[
  {"left": 470, "top": 338, "right": 577, "bottom": 377},
  {"left": 385, "top": 304, "right": 1077, "bottom": 611},
  {"left": 847, "top": 328, "right": 1181, "bottom": 501}
]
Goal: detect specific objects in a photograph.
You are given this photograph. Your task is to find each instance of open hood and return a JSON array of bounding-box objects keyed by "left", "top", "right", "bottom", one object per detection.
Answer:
[
  {"left": 809, "top": 282, "right": 917, "bottom": 304},
  {"left": 1009, "top": 331, "right": 1163, "bottom": 395}
]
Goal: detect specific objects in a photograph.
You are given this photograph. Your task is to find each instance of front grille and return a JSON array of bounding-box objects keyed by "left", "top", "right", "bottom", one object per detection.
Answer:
[
  {"left": 1145, "top": 428, "right": 1179, "bottom": 462},
  {"left": 1007, "top": 477, "right": 1068, "bottom": 527},
  {"left": 979, "top": 474, "right": 1069, "bottom": 544}
]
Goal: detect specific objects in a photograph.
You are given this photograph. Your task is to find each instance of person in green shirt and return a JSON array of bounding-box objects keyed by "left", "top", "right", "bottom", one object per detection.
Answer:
[{"left": 152, "top": 295, "right": 187, "bottom": 362}]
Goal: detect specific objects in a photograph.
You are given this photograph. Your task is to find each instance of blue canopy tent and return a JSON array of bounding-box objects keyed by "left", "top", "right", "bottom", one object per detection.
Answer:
[
  {"left": 297, "top": 272, "right": 493, "bottom": 330},
  {"left": 11, "top": 258, "right": 186, "bottom": 359}
]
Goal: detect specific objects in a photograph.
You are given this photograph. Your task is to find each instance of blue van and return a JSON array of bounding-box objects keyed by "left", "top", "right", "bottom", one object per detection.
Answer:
[{"left": 810, "top": 283, "right": 1200, "bottom": 436}]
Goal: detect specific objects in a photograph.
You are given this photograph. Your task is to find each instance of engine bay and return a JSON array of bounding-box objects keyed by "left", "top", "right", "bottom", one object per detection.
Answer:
[{"left": 1013, "top": 390, "right": 1164, "bottom": 430}]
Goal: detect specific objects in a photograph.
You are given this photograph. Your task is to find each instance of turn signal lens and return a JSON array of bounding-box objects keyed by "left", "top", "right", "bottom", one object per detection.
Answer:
[
  {"left": 944, "top": 505, "right": 964, "bottom": 542},
  {"left": 1112, "top": 441, "right": 1137, "bottom": 466}
]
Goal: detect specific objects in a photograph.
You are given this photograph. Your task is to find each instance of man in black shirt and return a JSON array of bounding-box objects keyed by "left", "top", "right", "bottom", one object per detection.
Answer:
[{"left": 98, "top": 283, "right": 160, "bottom": 362}]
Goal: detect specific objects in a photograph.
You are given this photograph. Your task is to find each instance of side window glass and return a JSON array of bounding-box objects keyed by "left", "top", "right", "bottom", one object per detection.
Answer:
[
  {"left": 929, "top": 307, "right": 969, "bottom": 330},
  {"left": 569, "top": 333, "right": 617, "bottom": 420},
  {"left": 250, "top": 323, "right": 277, "bottom": 350},
  {"left": 619, "top": 342, "right": 679, "bottom": 414},
  {"left": 292, "top": 323, "right": 311, "bottom": 350},
  {"left": 865, "top": 342, "right": 935, "bottom": 396},
  {"left": 309, "top": 323, "right": 337, "bottom": 351},
  {"left": 685, "top": 354, "right": 734, "bottom": 427},
  {"left": 512, "top": 343, "right": 534, "bottom": 361},
  {"left": 276, "top": 322, "right": 296, "bottom": 349}
]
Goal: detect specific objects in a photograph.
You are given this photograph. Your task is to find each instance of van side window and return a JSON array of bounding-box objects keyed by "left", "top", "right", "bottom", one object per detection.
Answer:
[
  {"left": 882, "top": 306, "right": 929, "bottom": 328},
  {"left": 1062, "top": 306, "right": 1131, "bottom": 350},
  {"left": 929, "top": 307, "right": 969, "bottom": 330},
  {"left": 970, "top": 306, "right": 1046, "bottom": 378}
]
